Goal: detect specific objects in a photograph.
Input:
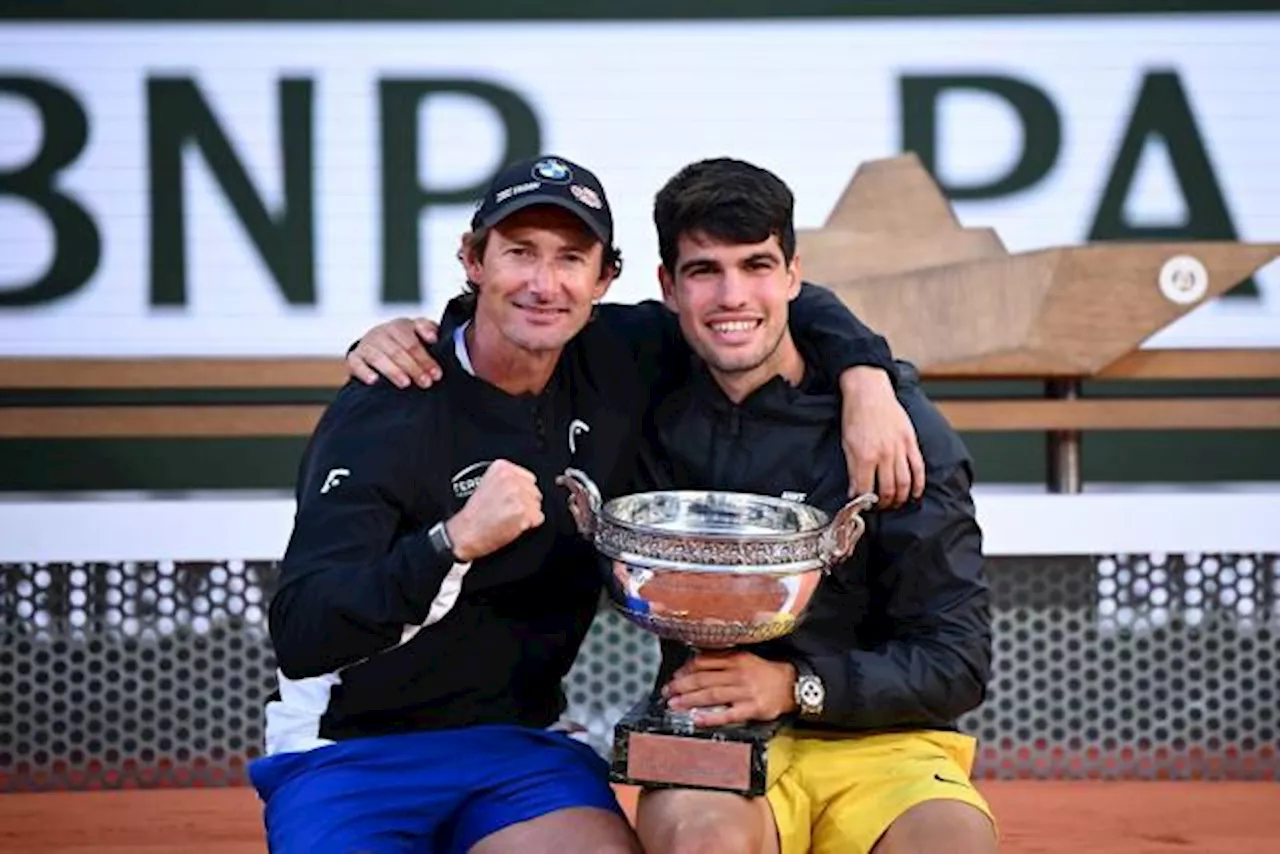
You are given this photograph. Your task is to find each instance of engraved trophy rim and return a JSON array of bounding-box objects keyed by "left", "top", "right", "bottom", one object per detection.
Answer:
[
  {"left": 603, "top": 489, "right": 834, "bottom": 539},
  {"left": 596, "top": 489, "right": 836, "bottom": 574},
  {"left": 558, "top": 469, "right": 878, "bottom": 576}
]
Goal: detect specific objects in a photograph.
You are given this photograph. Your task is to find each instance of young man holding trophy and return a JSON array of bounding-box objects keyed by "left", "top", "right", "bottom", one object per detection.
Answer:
[
  {"left": 257, "top": 154, "right": 918, "bottom": 853},
  {"left": 349, "top": 157, "right": 996, "bottom": 853},
  {"left": 631, "top": 159, "right": 997, "bottom": 854}
]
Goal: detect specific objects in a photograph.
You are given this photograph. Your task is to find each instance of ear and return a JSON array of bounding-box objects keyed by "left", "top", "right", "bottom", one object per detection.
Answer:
[
  {"left": 592, "top": 262, "right": 616, "bottom": 303},
  {"left": 459, "top": 232, "right": 484, "bottom": 283},
  {"left": 785, "top": 254, "right": 802, "bottom": 302},
  {"left": 658, "top": 264, "right": 679, "bottom": 312}
]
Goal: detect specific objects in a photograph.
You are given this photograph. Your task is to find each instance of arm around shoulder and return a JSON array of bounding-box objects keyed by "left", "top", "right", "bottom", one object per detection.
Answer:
[{"left": 789, "top": 281, "right": 896, "bottom": 380}]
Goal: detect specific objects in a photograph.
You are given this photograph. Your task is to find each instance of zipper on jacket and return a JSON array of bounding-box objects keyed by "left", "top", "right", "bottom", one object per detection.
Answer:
[
  {"left": 532, "top": 398, "right": 547, "bottom": 452},
  {"left": 708, "top": 403, "right": 742, "bottom": 488}
]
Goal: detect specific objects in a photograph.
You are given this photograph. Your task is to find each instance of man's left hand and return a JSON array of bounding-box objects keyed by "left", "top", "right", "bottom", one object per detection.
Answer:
[
  {"left": 661, "top": 651, "right": 797, "bottom": 727},
  {"left": 839, "top": 366, "right": 925, "bottom": 508}
]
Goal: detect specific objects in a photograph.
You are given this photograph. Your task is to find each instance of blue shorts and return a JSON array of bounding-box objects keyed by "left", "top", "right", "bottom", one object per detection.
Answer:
[{"left": 248, "top": 725, "right": 623, "bottom": 854}]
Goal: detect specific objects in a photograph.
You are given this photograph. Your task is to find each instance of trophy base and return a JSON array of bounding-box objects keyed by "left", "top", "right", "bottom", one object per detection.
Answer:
[{"left": 609, "top": 696, "right": 785, "bottom": 797}]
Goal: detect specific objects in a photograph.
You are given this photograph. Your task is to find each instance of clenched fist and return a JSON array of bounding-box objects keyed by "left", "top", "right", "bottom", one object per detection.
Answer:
[{"left": 444, "top": 460, "right": 545, "bottom": 562}]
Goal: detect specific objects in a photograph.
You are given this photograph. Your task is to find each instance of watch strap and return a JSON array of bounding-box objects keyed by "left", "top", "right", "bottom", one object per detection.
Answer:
[{"left": 428, "top": 520, "right": 457, "bottom": 563}]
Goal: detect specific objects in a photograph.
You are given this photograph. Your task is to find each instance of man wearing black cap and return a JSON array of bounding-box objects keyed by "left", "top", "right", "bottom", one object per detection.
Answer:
[
  {"left": 254, "top": 155, "right": 647, "bottom": 854},
  {"left": 252, "top": 155, "right": 911, "bottom": 853}
]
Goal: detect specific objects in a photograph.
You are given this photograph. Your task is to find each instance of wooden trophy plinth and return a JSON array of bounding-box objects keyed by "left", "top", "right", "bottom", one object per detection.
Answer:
[{"left": 609, "top": 695, "right": 786, "bottom": 797}]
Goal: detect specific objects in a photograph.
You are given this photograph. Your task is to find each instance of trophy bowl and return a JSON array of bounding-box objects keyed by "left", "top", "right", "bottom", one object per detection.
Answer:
[
  {"left": 557, "top": 468, "right": 878, "bottom": 796},
  {"left": 557, "top": 468, "right": 877, "bottom": 649}
]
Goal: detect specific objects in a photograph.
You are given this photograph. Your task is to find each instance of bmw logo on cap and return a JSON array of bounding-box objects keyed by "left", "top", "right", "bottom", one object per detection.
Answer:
[{"left": 532, "top": 157, "right": 573, "bottom": 184}]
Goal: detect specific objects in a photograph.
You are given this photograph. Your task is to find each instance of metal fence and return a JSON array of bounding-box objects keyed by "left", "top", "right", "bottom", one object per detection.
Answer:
[{"left": 2, "top": 554, "right": 1277, "bottom": 791}]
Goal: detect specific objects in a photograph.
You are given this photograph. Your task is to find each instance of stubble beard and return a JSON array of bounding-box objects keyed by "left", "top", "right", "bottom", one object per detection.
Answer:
[{"left": 703, "top": 322, "right": 787, "bottom": 380}]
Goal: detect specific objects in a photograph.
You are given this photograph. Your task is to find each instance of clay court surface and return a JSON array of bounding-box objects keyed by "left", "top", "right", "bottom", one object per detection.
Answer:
[{"left": 1, "top": 782, "right": 1277, "bottom": 853}]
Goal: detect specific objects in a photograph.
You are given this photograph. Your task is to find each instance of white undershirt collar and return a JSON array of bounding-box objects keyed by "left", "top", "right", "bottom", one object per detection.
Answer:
[{"left": 453, "top": 321, "right": 476, "bottom": 376}]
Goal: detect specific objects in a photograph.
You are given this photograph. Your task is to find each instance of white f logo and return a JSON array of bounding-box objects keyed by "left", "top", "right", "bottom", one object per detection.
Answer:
[
  {"left": 568, "top": 419, "right": 590, "bottom": 454},
  {"left": 321, "top": 468, "right": 350, "bottom": 494}
]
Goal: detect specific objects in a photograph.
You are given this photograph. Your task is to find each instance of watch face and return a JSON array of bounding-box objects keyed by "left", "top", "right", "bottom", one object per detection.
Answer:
[{"left": 798, "top": 675, "right": 825, "bottom": 711}]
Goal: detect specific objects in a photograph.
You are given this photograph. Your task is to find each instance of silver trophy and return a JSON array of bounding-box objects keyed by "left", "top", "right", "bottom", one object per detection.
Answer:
[{"left": 557, "top": 468, "right": 876, "bottom": 795}]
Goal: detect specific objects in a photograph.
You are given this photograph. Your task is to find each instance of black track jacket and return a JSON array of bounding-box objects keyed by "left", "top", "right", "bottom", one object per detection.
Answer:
[{"left": 645, "top": 358, "right": 993, "bottom": 733}]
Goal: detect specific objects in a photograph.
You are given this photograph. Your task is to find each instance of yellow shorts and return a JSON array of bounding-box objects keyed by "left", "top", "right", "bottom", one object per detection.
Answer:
[{"left": 764, "top": 729, "right": 995, "bottom": 854}]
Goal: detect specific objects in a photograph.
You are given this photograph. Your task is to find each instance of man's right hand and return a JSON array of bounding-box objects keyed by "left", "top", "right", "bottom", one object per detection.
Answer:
[
  {"left": 347, "top": 317, "right": 443, "bottom": 389},
  {"left": 444, "top": 461, "right": 545, "bottom": 562}
]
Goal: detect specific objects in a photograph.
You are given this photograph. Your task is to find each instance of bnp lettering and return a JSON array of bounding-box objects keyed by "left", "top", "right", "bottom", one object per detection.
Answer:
[{"left": 0, "top": 76, "right": 543, "bottom": 308}]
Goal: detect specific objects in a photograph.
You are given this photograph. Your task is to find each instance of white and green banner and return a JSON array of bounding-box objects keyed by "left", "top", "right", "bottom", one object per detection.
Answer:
[{"left": 2, "top": 14, "right": 1277, "bottom": 355}]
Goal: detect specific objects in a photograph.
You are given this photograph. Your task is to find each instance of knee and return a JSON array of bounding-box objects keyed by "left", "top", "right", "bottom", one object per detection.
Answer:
[
  {"left": 638, "top": 807, "right": 759, "bottom": 854},
  {"left": 944, "top": 806, "right": 998, "bottom": 854},
  {"left": 873, "top": 800, "right": 997, "bottom": 854}
]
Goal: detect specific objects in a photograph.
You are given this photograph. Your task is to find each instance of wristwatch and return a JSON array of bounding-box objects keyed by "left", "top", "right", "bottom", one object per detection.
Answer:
[
  {"left": 427, "top": 520, "right": 458, "bottom": 563},
  {"left": 793, "top": 661, "right": 825, "bottom": 718}
]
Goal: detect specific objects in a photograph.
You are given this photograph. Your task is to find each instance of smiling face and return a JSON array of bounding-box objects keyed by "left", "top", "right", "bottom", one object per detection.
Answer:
[
  {"left": 463, "top": 205, "right": 613, "bottom": 356},
  {"left": 651, "top": 157, "right": 807, "bottom": 400},
  {"left": 660, "top": 230, "right": 803, "bottom": 397}
]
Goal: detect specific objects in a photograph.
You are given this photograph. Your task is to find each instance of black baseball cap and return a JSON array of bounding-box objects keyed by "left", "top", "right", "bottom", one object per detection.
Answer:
[{"left": 470, "top": 155, "right": 613, "bottom": 246}]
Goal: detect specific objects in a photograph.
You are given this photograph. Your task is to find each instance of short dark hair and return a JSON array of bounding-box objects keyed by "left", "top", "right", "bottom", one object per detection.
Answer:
[
  {"left": 460, "top": 224, "right": 624, "bottom": 294},
  {"left": 653, "top": 158, "right": 796, "bottom": 273}
]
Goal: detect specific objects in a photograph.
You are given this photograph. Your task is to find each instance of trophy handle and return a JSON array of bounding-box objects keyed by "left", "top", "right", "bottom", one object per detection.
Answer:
[
  {"left": 557, "top": 467, "right": 602, "bottom": 538},
  {"left": 818, "top": 492, "right": 878, "bottom": 568}
]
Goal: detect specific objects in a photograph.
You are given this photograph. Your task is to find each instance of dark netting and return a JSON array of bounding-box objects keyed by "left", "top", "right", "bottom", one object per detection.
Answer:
[{"left": 2, "top": 555, "right": 1276, "bottom": 791}]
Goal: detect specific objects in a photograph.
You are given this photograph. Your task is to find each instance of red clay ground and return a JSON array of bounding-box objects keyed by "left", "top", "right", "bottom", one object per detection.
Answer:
[{"left": 1, "top": 782, "right": 1277, "bottom": 853}]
